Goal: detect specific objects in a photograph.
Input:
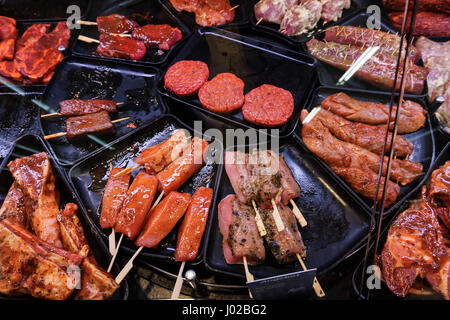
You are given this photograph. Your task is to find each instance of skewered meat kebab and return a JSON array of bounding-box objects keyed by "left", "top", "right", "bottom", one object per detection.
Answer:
[
  {"left": 279, "top": 0, "right": 323, "bottom": 36},
  {"left": 321, "top": 92, "right": 427, "bottom": 134},
  {"left": 114, "top": 129, "right": 191, "bottom": 177},
  {"left": 254, "top": 0, "right": 297, "bottom": 25},
  {"left": 58, "top": 203, "right": 119, "bottom": 300},
  {"left": 306, "top": 38, "right": 427, "bottom": 95},
  {"left": 218, "top": 194, "right": 323, "bottom": 297},
  {"left": 429, "top": 161, "right": 450, "bottom": 229},
  {"left": 43, "top": 111, "right": 130, "bottom": 141},
  {"left": 314, "top": 107, "right": 414, "bottom": 157},
  {"left": 130, "top": 24, "right": 182, "bottom": 50},
  {"left": 0, "top": 219, "right": 83, "bottom": 299},
  {"left": 225, "top": 149, "right": 306, "bottom": 231},
  {"left": 323, "top": 26, "right": 421, "bottom": 63},
  {"left": 41, "top": 99, "right": 124, "bottom": 119},
  {"left": 320, "top": 0, "right": 351, "bottom": 22},
  {"left": 77, "top": 14, "right": 139, "bottom": 34},
  {"left": 7, "top": 152, "right": 63, "bottom": 248},
  {"left": 381, "top": 185, "right": 450, "bottom": 300}
]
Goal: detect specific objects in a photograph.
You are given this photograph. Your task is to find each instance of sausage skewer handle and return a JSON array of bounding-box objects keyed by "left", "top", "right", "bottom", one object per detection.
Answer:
[
  {"left": 296, "top": 253, "right": 325, "bottom": 298},
  {"left": 108, "top": 228, "right": 116, "bottom": 255},
  {"left": 115, "top": 246, "right": 143, "bottom": 284},
  {"left": 76, "top": 20, "right": 97, "bottom": 26},
  {"left": 271, "top": 199, "right": 285, "bottom": 232},
  {"left": 290, "top": 199, "right": 307, "bottom": 228},
  {"left": 243, "top": 256, "right": 254, "bottom": 299},
  {"left": 251, "top": 200, "right": 267, "bottom": 237},
  {"left": 41, "top": 102, "right": 125, "bottom": 119},
  {"left": 170, "top": 261, "right": 186, "bottom": 300},
  {"left": 107, "top": 233, "right": 124, "bottom": 273}
]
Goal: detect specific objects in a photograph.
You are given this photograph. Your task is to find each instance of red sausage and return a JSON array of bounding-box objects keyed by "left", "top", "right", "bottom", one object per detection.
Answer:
[
  {"left": 114, "top": 171, "right": 158, "bottom": 240},
  {"left": 175, "top": 187, "right": 213, "bottom": 261},
  {"left": 135, "top": 191, "right": 192, "bottom": 248},
  {"left": 100, "top": 168, "right": 131, "bottom": 229},
  {"left": 156, "top": 137, "right": 209, "bottom": 194}
]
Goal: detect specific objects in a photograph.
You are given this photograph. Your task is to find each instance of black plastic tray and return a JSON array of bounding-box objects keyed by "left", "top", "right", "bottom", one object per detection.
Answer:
[
  {"left": 71, "top": 0, "right": 191, "bottom": 66},
  {"left": 204, "top": 137, "right": 372, "bottom": 280},
  {"left": 351, "top": 142, "right": 450, "bottom": 300},
  {"left": 249, "top": 0, "right": 361, "bottom": 46},
  {"left": 0, "top": 21, "right": 77, "bottom": 90},
  {"left": 377, "top": 1, "right": 450, "bottom": 43},
  {"left": 296, "top": 86, "right": 436, "bottom": 217},
  {"left": 39, "top": 55, "right": 168, "bottom": 167},
  {"left": 68, "top": 114, "right": 223, "bottom": 264},
  {"left": 158, "top": 27, "right": 318, "bottom": 138},
  {"left": 0, "top": 0, "right": 91, "bottom": 22},
  {"left": 0, "top": 134, "right": 129, "bottom": 300},
  {"left": 302, "top": 11, "right": 428, "bottom": 96},
  {"left": 0, "top": 91, "right": 42, "bottom": 162},
  {"left": 160, "top": 0, "right": 252, "bottom": 30}
]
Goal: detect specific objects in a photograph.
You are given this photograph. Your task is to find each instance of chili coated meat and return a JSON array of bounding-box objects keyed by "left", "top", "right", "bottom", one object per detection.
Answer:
[
  {"left": 198, "top": 72, "right": 245, "bottom": 114},
  {"left": 164, "top": 60, "right": 209, "bottom": 97},
  {"left": 242, "top": 84, "right": 294, "bottom": 127}
]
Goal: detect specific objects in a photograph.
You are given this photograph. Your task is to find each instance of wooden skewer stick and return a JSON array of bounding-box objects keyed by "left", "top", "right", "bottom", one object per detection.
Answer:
[
  {"left": 76, "top": 20, "right": 97, "bottom": 26},
  {"left": 296, "top": 253, "right": 325, "bottom": 298},
  {"left": 170, "top": 261, "right": 186, "bottom": 300},
  {"left": 44, "top": 117, "right": 130, "bottom": 140},
  {"left": 78, "top": 35, "right": 100, "bottom": 43},
  {"left": 41, "top": 102, "right": 125, "bottom": 119},
  {"left": 113, "top": 191, "right": 165, "bottom": 283},
  {"left": 256, "top": 18, "right": 263, "bottom": 25},
  {"left": 290, "top": 199, "right": 307, "bottom": 228},
  {"left": 110, "top": 33, "right": 132, "bottom": 37},
  {"left": 243, "top": 256, "right": 254, "bottom": 299},
  {"left": 251, "top": 200, "right": 267, "bottom": 237},
  {"left": 108, "top": 164, "right": 117, "bottom": 255},
  {"left": 270, "top": 199, "right": 285, "bottom": 232},
  {"left": 113, "top": 164, "right": 141, "bottom": 178}
]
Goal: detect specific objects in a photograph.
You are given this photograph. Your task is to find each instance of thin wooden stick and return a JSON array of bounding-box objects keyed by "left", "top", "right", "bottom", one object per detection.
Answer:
[
  {"left": 44, "top": 117, "right": 130, "bottom": 140},
  {"left": 76, "top": 20, "right": 97, "bottom": 26},
  {"left": 220, "top": 4, "right": 239, "bottom": 13},
  {"left": 170, "top": 261, "right": 186, "bottom": 300},
  {"left": 243, "top": 256, "right": 254, "bottom": 299},
  {"left": 78, "top": 35, "right": 100, "bottom": 43},
  {"left": 296, "top": 253, "right": 325, "bottom": 298},
  {"left": 107, "top": 233, "right": 123, "bottom": 273},
  {"left": 41, "top": 112, "right": 62, "bottom": 119},
  {"left": 251, "top": 200, "right": 267, "bottom": 237},
  {"left": 151, "top": 191, "right": 165, "bottom": 210},
  {"left": 290, "top": 199, "right": 307, "bottom": 228},
  {"left": 113, "top": 165, "right": 141, "bottom": 178},
  {"left": 256, "top": 18, "right": 263, "bottom": 25},
  {"left": 110, "top": 33, "right": 132, "bottom": 37},
  {"left": 270, "top": 199, "right": 285, "bottom": 232}
]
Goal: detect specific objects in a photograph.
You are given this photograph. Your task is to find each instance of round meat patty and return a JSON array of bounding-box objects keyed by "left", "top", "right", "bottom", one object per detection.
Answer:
[
  {"left": 198, "top": 73, "right": 245, "bottom": 114},
  {"left": 242, "top": 84, "right": 294, "bottom": 127},
  {"left": 164, "top": 60, "right": 209, "bottom": 97}
]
